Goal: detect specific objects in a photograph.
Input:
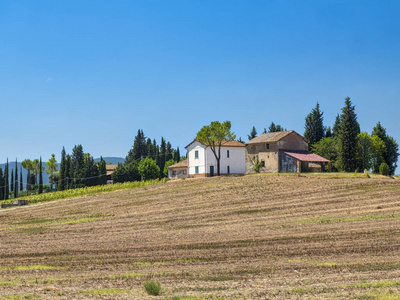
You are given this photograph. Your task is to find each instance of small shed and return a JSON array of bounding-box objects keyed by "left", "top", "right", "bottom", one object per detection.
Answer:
[{"left": 168, "top": 160, "right": 188, "bottom": 179}]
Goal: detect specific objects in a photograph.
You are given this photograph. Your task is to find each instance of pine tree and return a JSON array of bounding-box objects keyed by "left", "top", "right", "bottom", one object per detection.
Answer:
[
  {"left": 268, "top": 122, "right": 285, "bottom": 133},
  {"left": 126, "top": 129, "right": 147, "bottom": 164},
  {"left": 325, "top": 126, "right": 332, "bottom": 138},
  {"left": 337, "top": 97, "right": 360, "bottom": 172},
  {"left": 14, "top": 160, "right": 18, "bottom": 198},
  {"left": 332, "top": 114, "right": 341, "bottom": 137},
  {"left": 304, "top": 102, "right": 325, "bottom": 145},
  {"left": 248, "top": 126, "right": 257, "bottom": 140},
  {"left": 38, "top": 157, "right": 43, "bottom": 194},
  {"left": 146, "top": 138, "right": 154, "bottom": 159}
]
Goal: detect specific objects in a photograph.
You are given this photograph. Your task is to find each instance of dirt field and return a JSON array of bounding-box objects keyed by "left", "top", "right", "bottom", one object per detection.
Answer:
[{"left": 0, "top": 173, "right": 400, "bottom": 299}]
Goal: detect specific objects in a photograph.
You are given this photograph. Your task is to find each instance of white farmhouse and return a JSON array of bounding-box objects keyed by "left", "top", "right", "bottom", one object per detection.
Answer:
[{"left": 185, "top": 138, "right": 246, "bottom": 177}]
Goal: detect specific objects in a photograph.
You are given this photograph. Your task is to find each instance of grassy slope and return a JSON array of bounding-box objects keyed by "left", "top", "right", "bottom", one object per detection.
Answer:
[{"left": 0, "top": 173, "right": 400, "bottom": 299}]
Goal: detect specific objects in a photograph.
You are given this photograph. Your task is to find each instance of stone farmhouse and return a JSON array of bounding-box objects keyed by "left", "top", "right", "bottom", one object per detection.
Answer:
[
  {"left": 167, "top": 159, "right": 188, "bottom": 179},
  {"left": 245, "top": 130, "right": 329, "bottom": 173}
]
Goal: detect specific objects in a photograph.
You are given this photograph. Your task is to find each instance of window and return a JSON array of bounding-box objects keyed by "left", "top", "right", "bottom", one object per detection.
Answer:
[
  {"left": 195, "top": 166, "right": 199, "bottom": 174},
  {"left": 227, "top": 150, "right": 230, "bottom": 158},
  {"left": 227, "top": 166, "right": 230, "bottom": 174},
  {"left": 172, "top": 171, "right": 176, "bottom": 176},
  {"left": 195, "top": 150, "right": 199, "bottom": 159},
  {"left": 266, "top": 143, "right": 270, "bottom": 150},
  {"left": 261, "top": 160, "right": 265, "bottom": 167}
]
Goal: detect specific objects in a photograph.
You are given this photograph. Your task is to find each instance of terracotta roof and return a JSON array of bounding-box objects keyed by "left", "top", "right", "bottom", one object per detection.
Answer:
[
  {"left": 282, "top": 150, "right": 330, "bottom": 162},
  {"left": 168, "top": 159, "right": 188, "bottom": 169},
  {"left": 186, "top": 138, "right": 245, "bottom": 148},
  {"left": 245, "top": 130, "right": 309, "bottom": 144},
  {"left": 106, "top": 164, "right": 118, "bottom": 176}
]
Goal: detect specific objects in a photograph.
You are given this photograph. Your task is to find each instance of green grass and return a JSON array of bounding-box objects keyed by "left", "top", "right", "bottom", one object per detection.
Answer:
[
  {"left": 80, "top": 288, "right": 131, "bottom": 295},
  {"left": 0, "top": 179, "right": 165, "bottom": 205}
]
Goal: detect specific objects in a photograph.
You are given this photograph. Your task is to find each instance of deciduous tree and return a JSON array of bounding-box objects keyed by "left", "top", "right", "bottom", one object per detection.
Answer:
[{"left": 196, "top": 121, "right": 236, "bottom": 176}]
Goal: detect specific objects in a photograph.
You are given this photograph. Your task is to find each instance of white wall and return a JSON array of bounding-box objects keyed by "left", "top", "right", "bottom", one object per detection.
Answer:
[
  {"left": 187, "top": 141, "right": 206, "bottom": 175},
  {"left": 205, "top": 146, "right": 246, "bottom": 174},
  {"left": 187, "top": 141, "right": 246, "bottom": 175}
]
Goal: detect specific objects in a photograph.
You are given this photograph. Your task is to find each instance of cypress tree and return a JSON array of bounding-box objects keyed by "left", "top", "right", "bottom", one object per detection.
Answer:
[
  {"left": 20, "top": 167, "right": 23, "bottom": 191},
  {"left": 4, "top": 159, "right": 9, "bottom": 200},
  {"left": 304, "top": 102, "right": 325, "bottom": 145},
  {"left": 10, "top": 170, "right": 14, "bottom": 194},
  {"left": 98, "top": 156, "right": 107, "bottom": 185},
  {"left": 337, "top": 97, "right": 360, "bottom": 172},
  {"left": 159, "top": 137, "right": 166, "bottom": 178},
  {"left": 14, "top": 160, "right": 18, "bottom": 198},
  {"left": 0, "top": 168, "right": 3, "bottom": 200},
  {"left": 38, "top": 157, "right": 43, "bottom": 194},
  {"left": 166, "top": 142, "right": 173, "bottom": 162},
  {"left": 65, "top": 155, "right": 71, "bottom": 189},
  {"left": 174, "top": 147, "right": 181, "bottom": 162},
  {"left": 248, "top": 126, "right": 257, "bottom": 140},
  {"left": 59, "top": 147, "right": 66, "bottom": 191},
  {"left": 126, "top": 129, "right": 146, "bottom": 164}
]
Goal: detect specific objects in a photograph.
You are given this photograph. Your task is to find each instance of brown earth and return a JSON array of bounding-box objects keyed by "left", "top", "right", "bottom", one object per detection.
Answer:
[{"left": 0, "top": 173, "right": 400, "bottom": 299}]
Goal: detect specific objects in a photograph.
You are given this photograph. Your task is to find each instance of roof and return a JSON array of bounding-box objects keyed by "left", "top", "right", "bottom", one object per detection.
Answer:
[
  {"left": 168, "top": 159, "right": 188, "bottom": 169},
  {"left": 185, "top": 138, "right": 245, "bottom": 149},
  {"left": 282, "top": 150, "right": 330, "bottom": 162},
  {"left": 245, "top": 130, "right": 309, "bottom": 144},
  {"left": 106, "top": 164, "right": 118, "bottom": 176}
]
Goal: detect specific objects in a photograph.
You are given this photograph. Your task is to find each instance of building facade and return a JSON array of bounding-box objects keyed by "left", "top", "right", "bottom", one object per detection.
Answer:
[
  {"left": 245, "top": 130, "right": 329, "bottom": 173},
  {"left": 186, "top": 139, "right": 246, "bottom": 178}
]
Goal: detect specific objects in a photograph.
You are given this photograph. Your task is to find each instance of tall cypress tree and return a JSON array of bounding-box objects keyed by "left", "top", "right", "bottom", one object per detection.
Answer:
[
  {"left": 38, "top": 157, "right": 43, "bottom": 194},
  {"left": 14, "top": 160, "right": 18, "bottom": 198},
  {"left": 98, "top": 156, "right": 107, "bottom": 185},
  {"left": 19, "top": 166, "right": 23, "bottom": 192},
  {"left": 0, "top": 168, "right": 3, "bottom": 200},
  {"left": 337, "top": 97, "right": 360, "bottom": 172},
  {"left": 4, "top": 159, "right": 9, "bottom": 200},
  {"left": 159, "top": 137, "right": 166, "bottom": 178},
  {"left": 166, "top": 142, "right": 173, "bottom": 162},
  {"left": 10, "top": 170, "right": 14, "bottom": 194},
  {"left": 304, "top": 102, "right": 325, "bottom": 145},
  {"left": 174, "top": 147, "right": 181, "bottom": 162},
  {"left": 59, "top": 147, "right": 66, "bottom": 191}
]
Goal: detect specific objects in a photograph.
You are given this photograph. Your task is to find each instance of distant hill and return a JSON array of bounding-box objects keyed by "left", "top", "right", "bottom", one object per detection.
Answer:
[{"left": 94, "top": 157, "right": 125, "bottom": 164}]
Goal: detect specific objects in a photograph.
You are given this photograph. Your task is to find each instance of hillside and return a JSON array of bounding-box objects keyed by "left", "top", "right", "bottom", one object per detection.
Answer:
[{"left": 0, "top": 174, "right": 399, "bottom": 299}]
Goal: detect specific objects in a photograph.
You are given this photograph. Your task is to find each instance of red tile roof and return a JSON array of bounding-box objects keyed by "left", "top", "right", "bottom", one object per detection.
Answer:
[
  {"left": 245, "top": 130, "right": 309, "bottom": 144},
  {"left": 283, "top": 150, "right": 330, "bottom": 162},
  {"left": 186, "top": 138, "right": 245, "bottom": 148},
  {"left": 168, "top": 160, "right": 188, "bottom": 169}
]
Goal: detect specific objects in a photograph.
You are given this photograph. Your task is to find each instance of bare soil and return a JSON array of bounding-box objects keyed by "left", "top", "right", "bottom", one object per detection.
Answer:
[{"left": 0, "top": 173, "right": 400, "bottom": 299}]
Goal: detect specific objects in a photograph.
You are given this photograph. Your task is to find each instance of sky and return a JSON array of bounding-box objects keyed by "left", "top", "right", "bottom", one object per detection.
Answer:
[{"left": 1, "top": 1, "right": 399, "bottom": 173}]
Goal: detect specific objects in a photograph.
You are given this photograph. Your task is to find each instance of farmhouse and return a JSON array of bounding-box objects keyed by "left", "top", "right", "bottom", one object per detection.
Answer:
[
  {"left": 185, "top": 138, "right": 246, "bottom": 178},
  {"left": 245, "top": 130, "right": 329, "bottom": 173},
  {"left": 106, "top": 164, "right": 118, "bottom": 184},
  {"left": 168, "top": 159, "right": 188, "bottom": 179}
]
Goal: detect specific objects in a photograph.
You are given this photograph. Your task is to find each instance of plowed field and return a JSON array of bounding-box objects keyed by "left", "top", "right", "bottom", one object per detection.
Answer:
[{"left": 1, "top": 173, "right": 400, "bottom": 299}]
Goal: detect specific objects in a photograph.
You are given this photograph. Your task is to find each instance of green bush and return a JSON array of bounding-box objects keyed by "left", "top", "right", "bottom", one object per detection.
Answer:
[
  {"left": 379, "top": 162, "right": 390, "bottom": 176},
  {"left": 143, "top": 280, "right": 161, "bottom": 296}
]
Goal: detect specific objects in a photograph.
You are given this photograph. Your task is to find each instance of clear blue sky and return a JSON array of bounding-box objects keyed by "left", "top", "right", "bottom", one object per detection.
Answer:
[{"left": 1, "top": 1, "right": 399, "bottom": 172}]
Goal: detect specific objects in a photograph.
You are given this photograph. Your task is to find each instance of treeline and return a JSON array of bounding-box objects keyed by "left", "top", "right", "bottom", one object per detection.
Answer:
[
  {"left": 58, "top": 145, "right": 107, "bottom": 190},
  {"left": 249, "top": 97, "right": 399, "bottom": 175},
  {"left": 112, "top": 129, "right": 182, "bottom": 183}
]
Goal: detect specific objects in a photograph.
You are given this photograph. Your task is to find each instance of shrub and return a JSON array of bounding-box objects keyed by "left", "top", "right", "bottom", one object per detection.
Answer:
[
  {"left": 143, "top": 280, "right": 161, "bottom": 296},
  {"left": 379, "top": 162, "right": 390, "bottom": 176}
]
